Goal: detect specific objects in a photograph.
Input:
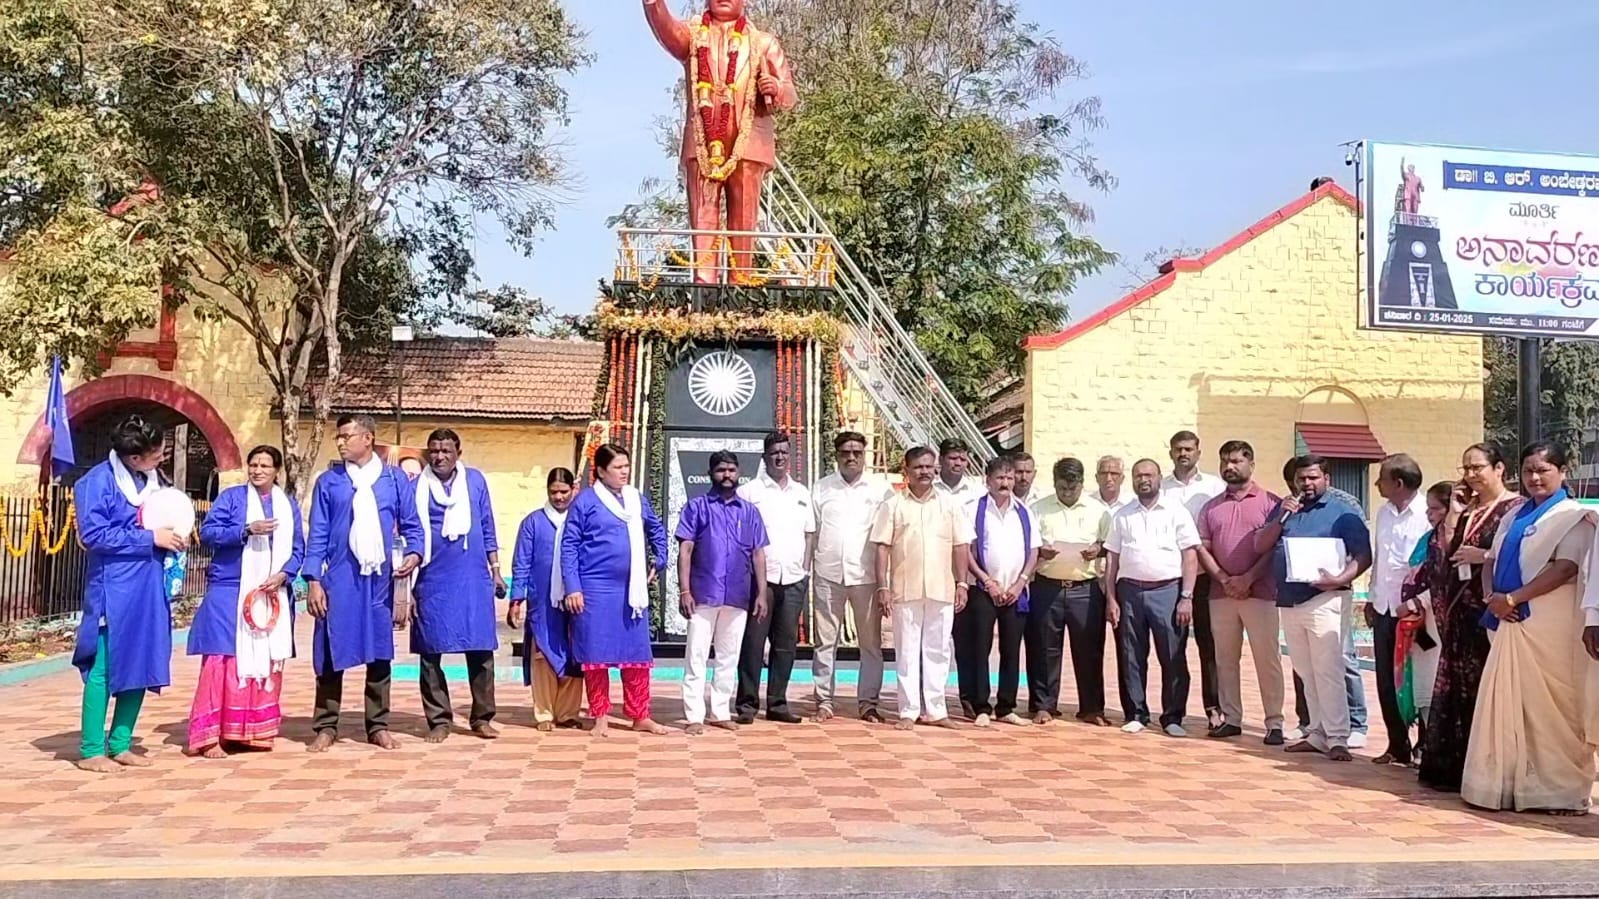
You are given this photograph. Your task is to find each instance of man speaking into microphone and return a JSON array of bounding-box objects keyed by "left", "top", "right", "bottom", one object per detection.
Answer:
[{"left": 1254, "top": 455, "right": 1372, "bottom": 761}]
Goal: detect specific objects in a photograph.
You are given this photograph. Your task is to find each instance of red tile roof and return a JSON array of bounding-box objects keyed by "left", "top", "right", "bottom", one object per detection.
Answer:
[
  {"left": 1296, "top": 422, "right": 1386, "bottom": 462},
  {"left": 1024, "top": 182, "right": 1360, "bottom": 351},
  {"left": 321, "top": 336, "right": 602, "bottom": 422}
]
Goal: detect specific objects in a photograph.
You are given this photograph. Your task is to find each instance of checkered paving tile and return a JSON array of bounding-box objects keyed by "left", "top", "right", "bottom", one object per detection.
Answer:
[{"left": 1, "top": 614, "right": 1597, "bottom": 880}]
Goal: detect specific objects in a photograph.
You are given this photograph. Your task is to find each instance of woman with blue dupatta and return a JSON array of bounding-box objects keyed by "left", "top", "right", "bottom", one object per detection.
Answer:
[
  {"left": 1462, "top": 441, "right": 1597, "bottom": 814},
  {"left": 508, "top": 467, "right": 585, "bottom": 731}
]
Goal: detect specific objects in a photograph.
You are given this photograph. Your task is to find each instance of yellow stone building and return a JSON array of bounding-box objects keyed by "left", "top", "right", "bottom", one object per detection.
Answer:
[
  {"left": 1024, "top": 181, "right": 1484, "bottom": 504},
  {"left": 0, "top": 260, "right": 601, "bottom": 554}
]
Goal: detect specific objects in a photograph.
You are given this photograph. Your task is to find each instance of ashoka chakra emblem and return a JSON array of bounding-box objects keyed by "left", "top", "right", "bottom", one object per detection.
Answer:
[{"left": 688, "top": 351, "right": 757, "bottom": 417}]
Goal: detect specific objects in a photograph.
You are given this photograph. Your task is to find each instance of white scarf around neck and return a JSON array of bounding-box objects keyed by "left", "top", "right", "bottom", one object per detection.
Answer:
[
  {"left": 108, "top": 449, "right": 160, "bottom": 507},
  {"left": 346, "top": 455, "right": 387, "bottom": 576},
  {"left": 593, "top": 484, "right": 649, "bottom": 618},
  {"left": 543, "top": 503, "right": 567, "bottom": 609},
  {"left": 235, "top": 485, "right": 293, "bottom": 688},
  {"left": 416, "top": 464, "right": 473, "bottom": 567}
]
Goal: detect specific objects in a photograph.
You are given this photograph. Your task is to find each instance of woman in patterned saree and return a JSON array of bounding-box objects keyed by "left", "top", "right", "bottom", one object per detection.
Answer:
[{"left": 1406, "top": 444, "right": 1518, "bottom": 793}]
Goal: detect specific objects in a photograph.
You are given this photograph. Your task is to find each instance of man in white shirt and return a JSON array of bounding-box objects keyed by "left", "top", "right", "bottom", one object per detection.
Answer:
[
  {"left": 934, "top": 437, "right": 983, "bottom": 508},
  {"left": 956, "top": 456, "right": 1041, "bottom": 727},
  {"left": 1368, "top": 453, "right": 1432, "bottom": 765},
  {"left": 871, "top": 446, "right": 976, "bottom": 729},
  {"left": 1009, "top": 451, "right": 1045, "bottom": 507},
  {"left": 735, "top": 431, "right": 817, "bottom": 725},
  {"left": 811, "top": 431, "right": 894, "bottom": 723},
  {"left": 1161, "top": 430, "right": 1226, "bottom": 730},
  {"left": 1105, "top": 459, "right": 1200, "bottom": 737},
  {"left": 1092, "top": 455, "right": 1134, "bottom": 513}
]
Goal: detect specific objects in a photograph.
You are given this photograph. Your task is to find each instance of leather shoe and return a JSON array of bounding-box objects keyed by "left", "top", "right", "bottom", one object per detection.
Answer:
[
  {"left": 765, "top": 710, "right": 804, "bottom": 724},
  {"left": 1208, "top": 724, "right": 1243, "bottom": 739},
  {"left": 1263, "top": 728, "right": 1285, "bottom": 746},
  {"left": 733, "top": 711, "right": 756, "bottom": 726}
]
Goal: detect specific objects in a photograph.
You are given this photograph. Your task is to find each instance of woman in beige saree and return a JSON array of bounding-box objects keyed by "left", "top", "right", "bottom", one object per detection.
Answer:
[{"left": 1462, "top": 441, "right": 1596, "bottom": 814}]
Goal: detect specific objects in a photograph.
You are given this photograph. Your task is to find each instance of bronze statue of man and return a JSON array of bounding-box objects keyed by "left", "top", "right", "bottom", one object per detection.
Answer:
[{"left": 644, "top": 0, "right": 798, "bottom": 284}]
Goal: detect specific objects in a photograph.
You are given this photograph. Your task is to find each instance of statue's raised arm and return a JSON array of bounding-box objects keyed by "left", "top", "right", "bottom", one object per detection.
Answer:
[{"left": 643, "top": 0, "right": 692, "bottom": 61}]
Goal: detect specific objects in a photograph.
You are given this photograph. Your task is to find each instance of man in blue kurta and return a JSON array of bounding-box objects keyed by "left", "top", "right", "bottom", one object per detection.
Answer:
[
  {"left": 410, "top": 428, "right": 505, "bottom": 742},
  {"left": 74, "top": 415, "right": 187, "bottom": 773},
  {"left": 509, "top": 468, "right": 584, "bottom": 730},
  {"left": 303, "top": 414, "right": 425, "bottom": 751},
  {"left": 676, "top": 450, "right": 769, "bottom": 734}
]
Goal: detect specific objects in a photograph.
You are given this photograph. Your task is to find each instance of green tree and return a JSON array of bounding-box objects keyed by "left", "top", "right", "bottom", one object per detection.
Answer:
[
  {"left": 1482, "top": 336, "right": 1599, "bottom": 462},
  {"left": 0, "top": 0, "right": 587, "bottom": 493},
  {"left": 631, "top": 0, "right": 1113, "bottom": 403}
]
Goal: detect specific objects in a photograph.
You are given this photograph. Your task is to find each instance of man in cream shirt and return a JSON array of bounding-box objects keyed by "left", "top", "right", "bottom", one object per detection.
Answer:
[{"left": 810, "top": 431, "right": 894, "bottom": 723}]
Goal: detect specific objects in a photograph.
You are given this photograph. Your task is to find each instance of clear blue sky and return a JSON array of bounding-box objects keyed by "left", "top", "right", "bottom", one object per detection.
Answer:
[{"left": 468, "top": 0, "right": 1599, "bottom": 323}]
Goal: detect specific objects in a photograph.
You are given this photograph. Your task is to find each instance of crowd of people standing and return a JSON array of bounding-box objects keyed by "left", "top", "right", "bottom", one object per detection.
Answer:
[{"left": 66, "top": 412, "right": 1599, "bottom": 815}]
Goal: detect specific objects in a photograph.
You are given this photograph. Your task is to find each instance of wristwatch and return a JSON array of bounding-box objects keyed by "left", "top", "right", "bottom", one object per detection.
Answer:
[
  {"left": 956, "top": 580, "right": 970, "bottom": 589},
  {"left": 1179, "top": 591, "right": 1194, "bottom": 600}
]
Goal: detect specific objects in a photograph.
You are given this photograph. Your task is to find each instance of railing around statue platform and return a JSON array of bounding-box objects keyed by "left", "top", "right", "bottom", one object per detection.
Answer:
[{"left": 615, "top": 227, "right": 838, "bottom": 290}]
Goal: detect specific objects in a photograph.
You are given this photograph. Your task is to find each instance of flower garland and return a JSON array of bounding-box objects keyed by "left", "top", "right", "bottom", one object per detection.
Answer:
[
  {"left": 0, "top": 499, "right": 76, "bottom": 558},
  {"left": 596, "top": 302, "right": 843, "bottom": 347},
  {"left": 689, "top": 13, "right": 754, "bottom": 182}
]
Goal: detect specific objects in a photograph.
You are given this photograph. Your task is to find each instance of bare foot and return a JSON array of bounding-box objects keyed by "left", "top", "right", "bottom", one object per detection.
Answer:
[
  {"left": 860, "top": 709, "right": 885, "bottom": 724},
  {"left": 307, "top": 731, "right": 337, "bottom": 752},
  {"left": 1033, "top": 712, "right": 1052, "bottom": 726},
  {"left": 111, "top": 751, "right": 152, "bottom": 768},
  {"left": 75, "top": 756, "right": 120, "bottom": 774},
  {"left": 368, "top": 730, "right": 398, "bottom": 750},
  {"left": 471, "top": 722, "right": 500, "bottom": 740},
  {"left": 1284, "top": 740, "right": 1321, "bottom": 754},
  {"left": 535, "top": 721, "right": 555, "bottom": 733},
  {"left": 894, "top": 718, "right": 916, "bottom": 731},
  {"left": 685, "top": 722, "right": 706, "bottom": 736},
  {"left": 924, "top": 717, "right": 957, "bottom": 729},
  {"left": 632, "top": 718, "right": 670, "bottom": 735},
  {"left": 425, "top": 725, "right": 451, "bottom": 744},
  {"left": 201, "top": 746, "right": 227, "bottom": 760},
  {"left": 590, "top": 717, "right": 610, "bottom": 738},
  {"left": 812, "top": 705, "right": 835, "bottom": 723},
  {"left": 1327, "top": 746, "right": 1353, "bottom": 762},
  {"left": 708, "top": 720, "right": 739, "bottom": 732}
]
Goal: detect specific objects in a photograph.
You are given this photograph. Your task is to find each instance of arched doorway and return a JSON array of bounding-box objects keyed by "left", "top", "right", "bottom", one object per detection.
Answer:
[{"left": 66, "top": 401, "right": 219, "bottom": 500}]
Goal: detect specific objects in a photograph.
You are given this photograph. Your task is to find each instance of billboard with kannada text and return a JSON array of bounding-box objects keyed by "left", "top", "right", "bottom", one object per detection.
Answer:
[{"left": 1365, "top": 140, "right": 1599, "bottom": 338}]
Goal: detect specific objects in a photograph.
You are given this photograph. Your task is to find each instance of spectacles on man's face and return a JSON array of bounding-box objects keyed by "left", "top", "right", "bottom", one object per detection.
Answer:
[{"left": 1459, "top": 462, "right": 1491, "bottom": 474}]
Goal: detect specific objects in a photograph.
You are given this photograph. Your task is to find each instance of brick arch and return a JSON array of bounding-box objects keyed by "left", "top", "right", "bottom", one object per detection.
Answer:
[{"left": 17, "top": 374, "right": 243, "bottom": 471}]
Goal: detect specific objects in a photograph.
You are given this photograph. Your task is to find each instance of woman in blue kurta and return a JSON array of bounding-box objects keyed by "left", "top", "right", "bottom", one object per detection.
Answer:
[
  {"left": 302, "top": 414, "right": 424, "bottom": 751},
  {"left": 184, "top": 446, "right": 304, "bottom": 757},
  {"left": 509, "top": 467, "right": 584, "bottom": 730},
  {"left": 410, "top": 428, "right": 505, "bottom": 742},
  {"left": 73, "top": 415, "right": 187, "bottom": 773},
  {"left": 561, "top": 444, "right": 669, "bottom": 736}
]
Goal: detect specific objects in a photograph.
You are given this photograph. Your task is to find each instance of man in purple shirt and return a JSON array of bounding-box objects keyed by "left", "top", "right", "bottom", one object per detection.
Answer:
[
  {"left": 1195, "top": 440, "right": 1284, "bottom": 745},
  {"left": 676, "top": 450, "right": 770, "bottom": 734}
]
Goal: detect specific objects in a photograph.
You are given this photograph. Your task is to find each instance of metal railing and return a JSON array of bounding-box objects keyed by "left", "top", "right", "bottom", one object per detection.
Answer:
[
  {"left": 760, "top": 161, "right": 994, "bottom": 461},
  {"left": 615, "top": 227, "right": 838, "bottom": 289}
]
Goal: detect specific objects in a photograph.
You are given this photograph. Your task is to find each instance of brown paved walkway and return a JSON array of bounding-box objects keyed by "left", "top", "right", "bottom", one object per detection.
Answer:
[{"left": 2, "top": 616, "right": 1597, "bottom": 882}]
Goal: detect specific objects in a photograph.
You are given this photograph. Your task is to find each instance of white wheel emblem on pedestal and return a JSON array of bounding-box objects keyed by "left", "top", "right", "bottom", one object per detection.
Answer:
[{"left": 687, "top": 350, "right": 757, "bottom": 417}]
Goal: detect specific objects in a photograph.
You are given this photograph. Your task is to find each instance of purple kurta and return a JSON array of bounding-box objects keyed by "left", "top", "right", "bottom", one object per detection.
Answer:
[
  {"left": 301, "top": 462, "right": 425, "bottom": 675},
  {"left": 560, "top": 487, "right": 668, "bottom": 666},
  {"left": 187, "top": 485, "right": 305, "bottom": 657},
  {"left": 72, "top": 461, "right": 172, "bottom": 695},
  {"left": 410, "top": 468, "right": 500, "bottom": 655},
  {"left": 674, "top": 492, "right": 769, "bottom": 610},
  {"left": 511, "top": 508, "right": 575, "bottom": 682}
]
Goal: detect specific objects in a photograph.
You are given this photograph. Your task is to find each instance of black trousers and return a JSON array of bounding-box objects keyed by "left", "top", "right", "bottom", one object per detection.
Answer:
[
  {"left": 957, "top": 585, "right": 1025, "bottom": 717},
  {"left": 1116, "top": 578, "right": 1190, "bottom": 728},
  {"left": 1371, "top": 612, "right": 1412, "bottom": 761},
  {"left": 1192, "top": 573, "right": 1220, "bottom": 720},
  {"left": 313, "top": 662, "right": 392, "bottom": 737},
  {"left": 419, "top": 651, "right": 497, "bottom": 730},
  {"left": 1025, "top": 576, "right": 1071, "bottom": 715},
  {"left": 736, "top": 578, "right": 807, "bottom": 716}
]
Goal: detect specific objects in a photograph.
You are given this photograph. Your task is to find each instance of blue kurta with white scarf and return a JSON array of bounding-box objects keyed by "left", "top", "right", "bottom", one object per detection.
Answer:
[
  {"left": 72, "top": 460, "right": 172, "bottom": 695},
  {"left": 560, "top": 487, "right": 668, "bottom": 666},
  {"left": 186, "top": 485, "right": 305, "bottom": 657},
  {"left": 410, "top": 468, "right": 500, "bottom": 655},
  {"left": 511, "top": 508, "right": 575, "bottom": 681},
  {"left": 302, "top": 462, "right": 425, "bottom": 674}
]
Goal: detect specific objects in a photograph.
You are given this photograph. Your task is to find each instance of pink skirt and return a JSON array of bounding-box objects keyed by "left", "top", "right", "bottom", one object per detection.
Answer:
[{"left": 187, "top": 655, "right": 282, "bottom": 753}]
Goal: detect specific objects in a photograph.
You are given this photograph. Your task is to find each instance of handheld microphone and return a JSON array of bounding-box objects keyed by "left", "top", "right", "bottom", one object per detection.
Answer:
[{"left": 1280, "top": 490, "right": 1312, "bottom": 524}]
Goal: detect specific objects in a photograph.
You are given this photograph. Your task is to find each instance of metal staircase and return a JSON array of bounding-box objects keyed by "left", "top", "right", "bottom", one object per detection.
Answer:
[{"left": 759, "top": 161, "right": 995, "bottom": 462}]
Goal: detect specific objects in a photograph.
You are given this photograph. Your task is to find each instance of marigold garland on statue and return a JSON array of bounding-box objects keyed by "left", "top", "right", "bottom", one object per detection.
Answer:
[
  {"left": 689, "top": 13, "right": 754, "bottom": 181},
  {"left": 595, "top": 302, "right": 842, "bottom": 347}
]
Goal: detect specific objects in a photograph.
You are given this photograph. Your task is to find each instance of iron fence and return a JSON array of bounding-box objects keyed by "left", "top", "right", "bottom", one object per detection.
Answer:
[{"left": 0, "top": 490, "right": 214, "bottom": 626}]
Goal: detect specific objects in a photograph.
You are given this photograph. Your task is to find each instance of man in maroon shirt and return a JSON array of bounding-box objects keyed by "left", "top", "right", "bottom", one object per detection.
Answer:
[{"left": 1195, "top": 440, "right": 1285, "bottom": 745}]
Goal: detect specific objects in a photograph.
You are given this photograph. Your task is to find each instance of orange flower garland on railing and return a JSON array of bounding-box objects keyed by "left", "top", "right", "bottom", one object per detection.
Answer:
[{"left": 0, "top": 496, "right": 77, "bottom": 558}]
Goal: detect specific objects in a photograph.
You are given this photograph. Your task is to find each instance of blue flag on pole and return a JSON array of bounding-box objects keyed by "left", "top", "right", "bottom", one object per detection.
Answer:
[{"left": 45, "top": 356, "right": 75, "bottom": 478}]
